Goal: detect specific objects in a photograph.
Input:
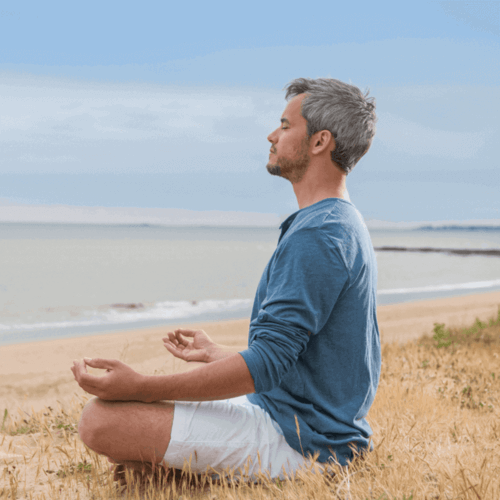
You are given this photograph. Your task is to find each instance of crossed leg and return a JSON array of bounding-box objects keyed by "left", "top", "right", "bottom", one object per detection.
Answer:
[
  {"left": 77, "top": 397, "right": 174, "bottom": 465},
  {"left": 78, "top": 396, "right": 312, "bottom": 482}
]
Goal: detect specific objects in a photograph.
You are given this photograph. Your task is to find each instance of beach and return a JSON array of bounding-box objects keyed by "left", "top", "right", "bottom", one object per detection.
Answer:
[
  {"left": 2, "top": 290, "right": 500, "bottom": 498},
  {"left": 2, "top": 290, "right": 500, "bottom": 414}
]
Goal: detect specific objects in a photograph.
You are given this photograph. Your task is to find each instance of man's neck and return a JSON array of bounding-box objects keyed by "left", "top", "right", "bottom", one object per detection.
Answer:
[{"left": 292, "top": 162, "right": 348, "bottom": 210}]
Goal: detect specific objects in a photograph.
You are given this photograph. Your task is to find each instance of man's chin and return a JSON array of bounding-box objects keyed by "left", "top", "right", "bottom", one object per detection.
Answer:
[{"left": 266, "top": 163, "right": 282, "bottom": 177}]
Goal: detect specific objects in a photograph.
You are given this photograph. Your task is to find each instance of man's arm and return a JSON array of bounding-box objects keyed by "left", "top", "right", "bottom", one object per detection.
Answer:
[
  {"left": 240, "top": 228, "right": 348, "bottom": 394},
  {"left": 71, "top": 352, "right": 255, "bottom": 403},
  {"left": 144, "top": 352, "right": 254, "bottom": 402}
]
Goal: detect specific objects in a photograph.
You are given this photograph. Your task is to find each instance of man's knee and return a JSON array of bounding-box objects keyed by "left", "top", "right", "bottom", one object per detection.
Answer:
[{"left": 78, "top": 397, "right": 111, "bottom": 452}]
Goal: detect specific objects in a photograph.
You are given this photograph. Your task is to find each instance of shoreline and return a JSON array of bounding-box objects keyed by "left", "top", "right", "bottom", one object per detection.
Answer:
[{"left": 1, "top": 290, "right": 500, "bottom": 412}]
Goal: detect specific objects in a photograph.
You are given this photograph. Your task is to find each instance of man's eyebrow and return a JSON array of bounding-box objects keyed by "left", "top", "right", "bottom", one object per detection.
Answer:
[{"left": 280, "top": 118, "right": 290, "bottom": 125}]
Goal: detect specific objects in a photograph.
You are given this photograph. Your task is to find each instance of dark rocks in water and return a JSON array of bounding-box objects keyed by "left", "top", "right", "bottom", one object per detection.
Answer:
[
  {"left": 418, "top": 225, "right": 500, "bottom": 231},
  {"left": 374, "top": 246, "right": 500, "bottom": 257},
  {"left": 111, "top": 303, "right": 144, "bottom": 309}
]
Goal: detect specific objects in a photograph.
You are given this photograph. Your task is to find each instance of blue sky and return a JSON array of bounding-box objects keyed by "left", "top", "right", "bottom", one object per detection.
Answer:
[{"left": 1, "top": 0, "right": 499, "bottom": 224}]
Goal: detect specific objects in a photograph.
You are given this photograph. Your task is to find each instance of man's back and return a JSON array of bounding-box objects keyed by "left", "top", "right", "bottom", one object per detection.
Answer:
[{"left": 240, "top": 197, "right": 381, "bottom": 465}]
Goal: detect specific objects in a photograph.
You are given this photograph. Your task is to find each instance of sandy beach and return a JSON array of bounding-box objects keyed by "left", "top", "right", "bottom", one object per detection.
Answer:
[
  {"left": 2, "top": 290, "right": 500, "bottom": 498},
  {"left": 1, "top": 290, "right": 500, "bottom": 414}
]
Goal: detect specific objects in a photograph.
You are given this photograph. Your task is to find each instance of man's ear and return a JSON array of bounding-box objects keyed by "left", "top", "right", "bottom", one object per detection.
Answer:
[{"left": 311, "top": 130, "right": 335, "bottom": 155}]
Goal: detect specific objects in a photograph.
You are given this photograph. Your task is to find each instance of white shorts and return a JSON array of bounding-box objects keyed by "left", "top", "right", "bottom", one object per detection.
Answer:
[{"left": 162, "top": 396, "right": 314, "bottom": 480}]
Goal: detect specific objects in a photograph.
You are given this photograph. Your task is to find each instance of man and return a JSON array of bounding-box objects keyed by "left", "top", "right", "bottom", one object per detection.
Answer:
[{"left": 72, "top": 77, "right": 381, "bottom": 481}]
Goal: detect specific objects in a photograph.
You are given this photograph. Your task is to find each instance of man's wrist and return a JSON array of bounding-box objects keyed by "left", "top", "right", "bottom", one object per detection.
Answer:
[
  {"left": 206, "top": 344, "right": 225, "bottom": 363},
  {"left": 137, "top": 373, "right": 157, "bottom": 403}
]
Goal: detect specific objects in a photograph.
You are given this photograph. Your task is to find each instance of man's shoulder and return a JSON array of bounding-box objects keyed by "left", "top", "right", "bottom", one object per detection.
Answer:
[
  {"left": 291, "top": 198, "right": 368, "bottom": 240},
  {"left": 289, "top": 199, "right": 374, "bottom": 271}
]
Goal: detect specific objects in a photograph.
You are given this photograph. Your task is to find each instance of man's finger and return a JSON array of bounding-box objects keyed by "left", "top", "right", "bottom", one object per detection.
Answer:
[
  {"left": 164, "top": 332, "right": 179, "bottom": 346},
  {"left": 72, "top": 359, "right": 88, "bottom": 381},
  {"left": 72, "top": 361, "right": 102, "bottom": 393},
  {"left": 84, "top": 358, "right": 117, "bottom": 370},
  {"left": 175, "top": 331, "right": 191, "bottom": 346},
  {"left": 174, "top": 328, "right": 196, "bottom": 338},
  {"left": 73, "top": 359, "right": 88, "bottom": 371},
  {"left": 163, "top": 341, "right": 187, "bottom": 360},
  {"left": 78, "top": 372, "right": 103, "bottom": 388}
]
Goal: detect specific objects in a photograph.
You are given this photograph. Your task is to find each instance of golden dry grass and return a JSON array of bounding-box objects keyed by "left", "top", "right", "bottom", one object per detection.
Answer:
[{"left": 2, "top": 309, "right": 500, "bottom": 499}]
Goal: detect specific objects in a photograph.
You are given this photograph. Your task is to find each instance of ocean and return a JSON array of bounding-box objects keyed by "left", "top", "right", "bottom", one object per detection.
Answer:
[{"left": 1, "top": 222, "right": 500, "bottom": 346}]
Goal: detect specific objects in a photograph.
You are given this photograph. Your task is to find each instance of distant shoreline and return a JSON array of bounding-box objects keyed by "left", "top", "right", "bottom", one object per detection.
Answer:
[
  {"left": 2, "top": 219, "right": 500, "bottom": 232},
  {"left": 0, "top": 221, "right": 282, "bottom": 229}
]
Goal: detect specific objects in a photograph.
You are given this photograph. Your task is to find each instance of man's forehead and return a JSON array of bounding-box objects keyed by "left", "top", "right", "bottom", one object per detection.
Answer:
[{"left": 281, "top": 94, "right": 306, "bottom": 121}]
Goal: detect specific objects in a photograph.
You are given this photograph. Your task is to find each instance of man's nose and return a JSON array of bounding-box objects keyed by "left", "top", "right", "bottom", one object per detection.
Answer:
[{"left": 267, "top": 128, "right": 278, "bottom": 143}]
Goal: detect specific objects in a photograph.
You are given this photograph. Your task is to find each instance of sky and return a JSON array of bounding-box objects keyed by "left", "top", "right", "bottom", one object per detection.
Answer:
[{"left": 0, "top": 0, "right": 499, "bottom": 225}]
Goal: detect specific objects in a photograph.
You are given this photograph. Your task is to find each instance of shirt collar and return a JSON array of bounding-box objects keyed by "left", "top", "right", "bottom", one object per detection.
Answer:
[{"left": 278, "top": 197, "right": 352, "bottom": 239}]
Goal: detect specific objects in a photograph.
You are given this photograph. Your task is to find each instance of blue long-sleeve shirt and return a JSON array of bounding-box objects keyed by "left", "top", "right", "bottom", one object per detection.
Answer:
[{"left": 239, "top": 198, "right": 381, "bottom": 466}]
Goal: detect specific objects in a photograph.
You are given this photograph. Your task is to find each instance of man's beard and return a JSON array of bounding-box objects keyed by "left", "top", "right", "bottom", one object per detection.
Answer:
[{"left": 266, "top": 138, "right": 310, "bottom": 184}]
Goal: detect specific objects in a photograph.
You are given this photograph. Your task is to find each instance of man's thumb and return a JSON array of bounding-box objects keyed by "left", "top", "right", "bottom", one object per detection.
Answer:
[{"left": 84, "top": 358, "right": 115, "bottom": 370}]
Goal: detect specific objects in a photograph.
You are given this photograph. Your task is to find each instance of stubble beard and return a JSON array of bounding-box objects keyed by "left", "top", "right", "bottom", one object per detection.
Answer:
[{"left": 266, "top": 138, "right": 311, "bottom": 184}]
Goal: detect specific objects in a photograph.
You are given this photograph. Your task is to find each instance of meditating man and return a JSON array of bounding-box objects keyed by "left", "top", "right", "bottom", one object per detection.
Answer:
[{"left": 71, "top": 77, "right": 381, "bottom": 481}]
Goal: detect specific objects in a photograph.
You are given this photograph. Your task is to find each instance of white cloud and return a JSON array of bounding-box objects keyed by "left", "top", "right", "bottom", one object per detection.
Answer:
[
  {"left": 0, "top": 74, "right": 283, "bottom": 173},
  {"left": 0, "top": 75, "right": 280, "bottom": 143},
  {"left": 376, "top": 111, "right": 493, "bottom": 159},
  {"left": 1, "top": 73, "right": 497, "bottom": 175}
]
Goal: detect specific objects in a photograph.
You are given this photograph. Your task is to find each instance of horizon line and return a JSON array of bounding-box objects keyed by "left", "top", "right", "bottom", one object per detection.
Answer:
[{"left": 1, "top": 201, "right": 500, "bottom": 229}]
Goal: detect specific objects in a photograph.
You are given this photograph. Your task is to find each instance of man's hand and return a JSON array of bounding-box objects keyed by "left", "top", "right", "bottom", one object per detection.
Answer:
[
  {"left": 71, "top": 358, "right": 146, "bottom": 401},
  {"left": 163, "top": 328, "right": 222, "bottom": 363}
]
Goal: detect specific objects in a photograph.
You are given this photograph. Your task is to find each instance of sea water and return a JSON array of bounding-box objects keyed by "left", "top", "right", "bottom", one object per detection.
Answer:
[{"left": 1, "top": 223, "right": 500, "bottom": 345}]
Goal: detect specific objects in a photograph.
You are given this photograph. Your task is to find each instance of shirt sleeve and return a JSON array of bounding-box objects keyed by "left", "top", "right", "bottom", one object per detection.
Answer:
[{"left": 240, "top": 227, "right": 349, "bottom": 393}]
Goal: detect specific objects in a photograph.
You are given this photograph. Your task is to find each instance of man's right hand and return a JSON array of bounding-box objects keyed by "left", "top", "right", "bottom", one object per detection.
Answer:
[{"left": 163, "top": 328, "right": 223, "bottom": 363}]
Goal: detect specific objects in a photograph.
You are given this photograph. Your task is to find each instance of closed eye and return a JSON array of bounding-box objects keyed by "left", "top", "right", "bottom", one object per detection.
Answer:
[{"left": 280, "top": 118, "right": 290, "bottom": 129}]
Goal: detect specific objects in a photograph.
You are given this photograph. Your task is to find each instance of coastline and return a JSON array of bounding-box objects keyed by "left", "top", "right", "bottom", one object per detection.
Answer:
[{"left": 1, "top": 290, "right": 500, "bottom": 413}]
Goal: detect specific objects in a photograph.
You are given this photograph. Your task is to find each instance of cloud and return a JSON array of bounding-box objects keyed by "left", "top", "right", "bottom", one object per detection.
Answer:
[
  {"left": 0, "top": 77, "right": 278, "bottom": 143},
  {"left": 376, "top": 112, "right": 493, "bottom": 159},
  {"left": 1, "top": 73, "right": 497, "bottom": 177},
  {"left": 0, "top": 74, "right": 283, "bottom": 173}
]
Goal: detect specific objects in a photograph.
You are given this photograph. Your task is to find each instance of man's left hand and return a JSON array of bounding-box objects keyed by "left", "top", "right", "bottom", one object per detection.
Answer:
[{"left": 71, "top": 358, "right": 147, "bottom": 401}]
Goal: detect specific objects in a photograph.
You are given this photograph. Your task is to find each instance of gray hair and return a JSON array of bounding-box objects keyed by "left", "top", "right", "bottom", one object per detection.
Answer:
[{"left": 284, "top": 78, "right": 377, "bottom": 174}]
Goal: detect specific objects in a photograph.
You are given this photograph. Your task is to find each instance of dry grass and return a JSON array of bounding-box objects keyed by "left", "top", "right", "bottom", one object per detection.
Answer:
[{"left": 2, "top": 309, "right": 500, "bottom": 499}]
